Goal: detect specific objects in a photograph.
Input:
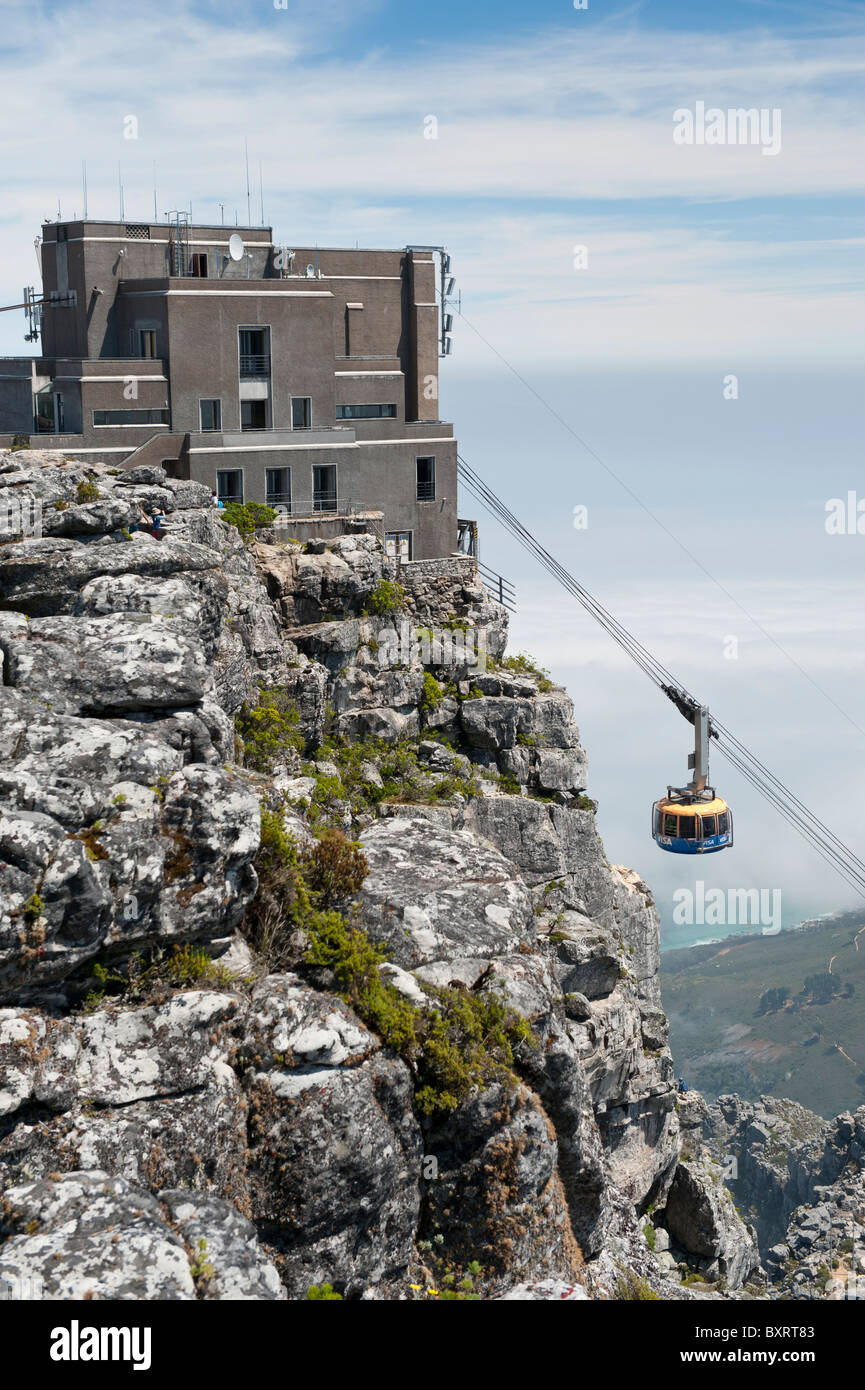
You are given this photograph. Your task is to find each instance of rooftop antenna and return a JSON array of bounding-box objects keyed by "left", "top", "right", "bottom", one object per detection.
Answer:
[
  {"left": 244, "top": 139, "right": 251, "bottom": 227},
  {"left": 219, "top": 203, "right": 225, "bottom": 225},
  {"left": 118, "top": 163, "right": 125, "bottom": 221},
  {"left": 258, "top": 161, "right": 264, "bottom": 226},
  {"left": 82, "top": 161, "right": 88, "bottom": 219},
  {"left": 153, "top": 161, "right": 157, "bottom": 220},
  {"left": 57, "top": 199, "right": 62, "bottom": 221}
]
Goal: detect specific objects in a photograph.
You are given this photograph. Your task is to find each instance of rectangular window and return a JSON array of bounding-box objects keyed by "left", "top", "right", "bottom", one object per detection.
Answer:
[
  {"left": 93, "top": 408, "right": 169, "bottom": 426},
  {"left": 216, "top": 469, "right": 243, "bottom": 503},
  {"left": 313, "top": 464, "right": 337, "bottom": 512},
  {"left": 292, "top": 396, "right": 312, "bottom": 429},
  {"left": 678, "top": 815, "right": 697, "bottom": 841},
  {"left": 663, "top": 813, "right": 678, "bottom": 837},
  {"left": 700, "top": 815, "right": 716, "bottom": 838},
  {"left": 239, "top": 327, "right": 269, "bottom": 378},
  {"left": 240, "top": 400, "right": 267, "bottom": 431},
  {"left": 266, "top": 467, "right": 291, "bottom": 509},
  {"left": 335, "top": 403, "right": 396, "bottom": 420},
  {"left": 138, "top": 329, "right": 158, "bottom": 359},
  {"left": 718, "top": 812, "right": 729, "bottom": 835},
  {"left": 190, "top": 252, "right": 208, "bottom": 278},
  {"left": 34, "top": 388, "right": 55, "bottom": 433},
  {"left": 199, "top": 399, "right": 221, "bottom": 432},
  {"left": 416, "top": 456, "right": 436, "bottom": 500}
]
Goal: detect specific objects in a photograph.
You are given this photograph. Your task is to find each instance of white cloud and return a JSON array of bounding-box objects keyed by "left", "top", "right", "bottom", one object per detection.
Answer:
[{"left": 1, "top": 4, "right": 863, "bottom": 361}]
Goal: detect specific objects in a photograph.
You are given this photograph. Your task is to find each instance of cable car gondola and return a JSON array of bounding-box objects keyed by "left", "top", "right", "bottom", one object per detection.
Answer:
[{"left": 652, "top": 696, "right": 733, "bottom": 855}]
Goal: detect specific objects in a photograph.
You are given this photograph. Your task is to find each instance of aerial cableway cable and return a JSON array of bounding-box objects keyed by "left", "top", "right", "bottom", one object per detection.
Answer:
[{"left": 457, "top": 455, "right": 865, "bottom": 900}]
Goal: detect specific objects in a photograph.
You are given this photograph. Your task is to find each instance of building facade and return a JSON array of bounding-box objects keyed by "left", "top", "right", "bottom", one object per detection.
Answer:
[{"left": 0, "top": 218, "right": 461, "bottom": 559}]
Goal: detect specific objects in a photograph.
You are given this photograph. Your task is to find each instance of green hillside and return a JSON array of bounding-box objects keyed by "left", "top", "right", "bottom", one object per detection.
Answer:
[{"left": 660, "top": 911, "right": 865, "bottom": 1118}]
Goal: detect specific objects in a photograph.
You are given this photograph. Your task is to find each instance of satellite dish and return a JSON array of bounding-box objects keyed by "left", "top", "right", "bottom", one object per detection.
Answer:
[
  {"left": 228, "top": 233, "right": 245, "bottom": 262},
  {"left": 305, "top": 263, "right": 316, "bottom": 278}
]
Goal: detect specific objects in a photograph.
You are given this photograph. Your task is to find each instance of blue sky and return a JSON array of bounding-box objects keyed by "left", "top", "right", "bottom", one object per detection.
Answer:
[{"left": 1, "top": 0, "right": 863, "bottom": 940}]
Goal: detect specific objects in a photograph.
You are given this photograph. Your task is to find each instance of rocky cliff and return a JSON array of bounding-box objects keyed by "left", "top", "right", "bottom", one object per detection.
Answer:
[{"left": 0, "top": 450, "right": 859, "bottom": 1302}]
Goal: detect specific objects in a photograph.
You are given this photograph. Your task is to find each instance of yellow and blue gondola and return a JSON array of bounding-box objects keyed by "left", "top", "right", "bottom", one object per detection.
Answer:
[{"left": 651, "top": 793, "right": 733, "bottom": 855}]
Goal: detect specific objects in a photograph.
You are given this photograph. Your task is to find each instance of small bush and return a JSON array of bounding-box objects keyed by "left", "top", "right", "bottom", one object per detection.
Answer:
[
  {"left": 235, "top": 688, "right": 305, "bottom": 772},
  {"left": 615, "top": 1269, "right": 660, "bottom": 1300},
  {"left": 300, "top": 827, "right": 368, "bottom": 909},
  {"left": 364, "top": 579, "right": 405, "bottom": 617},
  {"left": 221, "top": 501, "right": 277, "bottom": 534},
  {"left": 306, "top": 1283, "right": 342, "bottom": 1300},
  {"left": 76, "top": 479, "right": 99, "bottom": 504},
  {"left": 500, "top": 652, "right": 554, "bottom": 693},
  {"left": 419, "top": 672, "right": 443, "bottom": 715},
  {"left": 241, "top": 808, "right": 311, "bottom": 967}
]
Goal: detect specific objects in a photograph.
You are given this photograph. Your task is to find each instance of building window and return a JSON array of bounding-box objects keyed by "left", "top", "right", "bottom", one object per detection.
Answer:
[
  {"left": 138, "top": 329, "right": 158, "bottom": 359},
  {"left": 240, "top": 400, "right": 267, "bottom": 431},
  {"left": 35, "top": 391, "right": 65, "bottom": 434},
  {"left": 266, "top": 467, "right": 291, "bottom": 510},
  {"left": 416, "top": 456, "right": 436, "bottom": 500},
  {"left": 239, "top": 327, "right": 269, "bottom": 378},
  {"left": 291, "top": 396, "right": 312, "bottom": 429},
  {"left": 335, "top": 403, "right": 396, "bottom": 420},
  {"left": 313, "top": 464, "right": 337, "bottom": 512},
  {"left": 190, "top": 252, "right": 208, "bottom": 278},
  {"left": 216, "top": 469, "right": 243, "bottom": 504},
  {"left": 199, "top": 399, "right": 222, "bottom": 432},
  {"left": 93, "top": 408, "right": 169, "bottom": 426}
]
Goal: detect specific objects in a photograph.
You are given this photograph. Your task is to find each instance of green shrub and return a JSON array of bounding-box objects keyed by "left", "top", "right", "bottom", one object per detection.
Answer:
[
  {"left": 364, "top": 579, "right": 405, "bottom": 617},
  {"left": 419, "top": 672, "right": 443, "bottom": 715},
  {"left": 221, "top": 501, "right": 277, "bottom": 534},
  {"left": 615, "top": 1269, "right": 660, "bottom": 1300},
  {"left": 500, "top": 652, "right": 554, "bottom": 692},
  {"left": 302, "top": 908, "right": 532, "bottom": 1115},
  {"left": 306, "top": 1283, "right": 343, "bottom": 1300},
  {"left": 643, "top": 1223, "right": 656, "bottom": 1251},
  {"left": 241, "top": 808, "right": 311, "bottom": 967},
  {"left": 166, "top": 942, "right": 234, "bottom": 988},
  {"left": 76, "top": 479, "right": 99, "bottom": 504},
  {"left": 235, "top": 688, "right": 304, "bottom": 772}
]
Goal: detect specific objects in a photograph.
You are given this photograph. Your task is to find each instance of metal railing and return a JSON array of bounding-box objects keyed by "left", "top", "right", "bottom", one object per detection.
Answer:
[
  {"left": 477, "top": 559, "right": 516, "bottom": 612},
  {"left": 269, "top": 496, "right": 353, "bottom": 519},
  {"left": 239, "top": 353, "right": 271, "bottom": 378}
]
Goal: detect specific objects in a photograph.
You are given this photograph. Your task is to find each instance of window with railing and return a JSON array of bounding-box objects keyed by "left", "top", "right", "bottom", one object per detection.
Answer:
[
  {"left": 238, "top": 328, "right": 270, "bottom": 378},
  {"left": 313, "top": 464, "right": 337, "bottom": 512},
  {"left": 266, "top": 467, "right": 291, "bottom": 510},
  {"left": 416, "top": 456, "right": 436, "bottom": 500},
  {"left": 217, "top": 469, "right": 243, "bottom": 503}
]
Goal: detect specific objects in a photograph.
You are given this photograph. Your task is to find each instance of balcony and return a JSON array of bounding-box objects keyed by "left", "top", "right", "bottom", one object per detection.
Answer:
[{"left": 239, "top": 353, "right": 271, "bottom": 379}]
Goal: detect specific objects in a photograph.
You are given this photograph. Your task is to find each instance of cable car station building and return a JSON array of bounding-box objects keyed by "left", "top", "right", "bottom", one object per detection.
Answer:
[{"left": 0, "top": 218, "right": 460, "bottom": 560}]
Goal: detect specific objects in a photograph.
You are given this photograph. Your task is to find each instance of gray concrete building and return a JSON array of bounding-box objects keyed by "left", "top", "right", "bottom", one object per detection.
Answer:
[{"left": 0, "top": 217, "right": 465, "bottom": 559}]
